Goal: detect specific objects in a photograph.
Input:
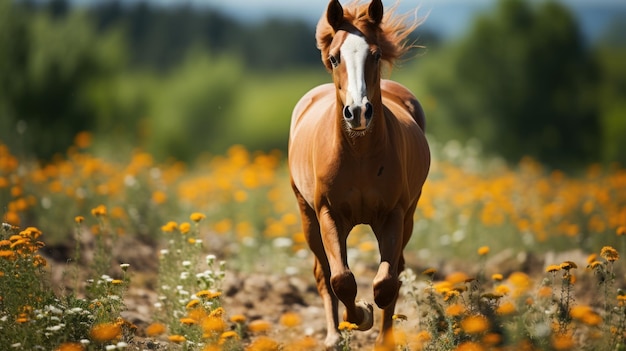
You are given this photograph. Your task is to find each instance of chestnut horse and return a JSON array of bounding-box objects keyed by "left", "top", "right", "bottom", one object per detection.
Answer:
[{"left": 288, "top": 0, "right": 430, "bottom": 348}]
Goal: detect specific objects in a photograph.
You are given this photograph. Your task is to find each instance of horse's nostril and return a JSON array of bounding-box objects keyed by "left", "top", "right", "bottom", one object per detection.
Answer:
[
  {"left": 344, "top": 106, "right": 353, "bottom": 120},
  {"left": 365, "top": 102, "right": 373, "bottom": 119}
]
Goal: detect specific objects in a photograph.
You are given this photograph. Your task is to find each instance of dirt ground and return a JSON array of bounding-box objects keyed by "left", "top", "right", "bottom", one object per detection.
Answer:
[{"left": 43, "top": 233, "right": 597, "bottom": 350}]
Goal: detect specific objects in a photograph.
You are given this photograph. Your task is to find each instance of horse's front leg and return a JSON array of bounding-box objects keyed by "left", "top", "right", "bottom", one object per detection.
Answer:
[
  {"left": 372, "top": 209, "right": 406, "bottom": 345},
  {"left": 318, "top": 207, "right": 373, "bottom": 332},
  {"left": 293, "top": 190, "right": 341, "bottom": 348}
]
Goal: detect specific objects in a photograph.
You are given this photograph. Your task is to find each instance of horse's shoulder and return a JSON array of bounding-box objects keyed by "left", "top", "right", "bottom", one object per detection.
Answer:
[
  {"left": 381, "top": 80, "right": 426, "bottom": 132},
  {"left": 293, "top": 84, "right": 335, "bottom": 117}
]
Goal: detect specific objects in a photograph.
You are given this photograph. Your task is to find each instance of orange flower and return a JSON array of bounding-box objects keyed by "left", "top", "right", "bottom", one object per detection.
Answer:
[
  {"left": 230, "top": 314, "right": 247, "bottom": 324},
  {"left": 445, "top": 303, "right": 465, "bottom": 317},
  {"left": 168, "top": 334, "right": 186, "bottom": 343},
  {"left": 546, "top": 264, "right": 561, "bottom": 273},
  {"left": 552, "top": 333, "right": 575, "bottom": 350},
  {"left": 179, "top": 222, "right": 191, "bottom": 234},
  {"left": 90, "top": 322, "right": 121, "bottom": 342},
  {"left": 145, "top": 322, "right": 166, "bottom": 336},
  {"left": 190, "top": 212, "right": 206, "bottom": 223},
  {"left": 90, "top": 205, "right": 107, "bottom": 217},
  {"left": 246, "top": 336, "right": 279, "bottom": 350},
  {"left": 180, "top": 317, "right": 198, "bottom": 325},
  {"left": 161, "top": 221, "right": 178, "bottom": 232},
  {"left": 601, "top": 246, "right": 619, "bottom": 262},
  {"left": 477, "top": 246, "right": 490, "bottom": 256},
  {"left": 279, "top": 312, "right": 301, "bottom": 328},
  {"left": 560, "top": 261, "right": 578, "bottom": 271},
  {"left": 249, "top": 319, "right": 272, "bottom": 333},
  {"left": 55, "top": 342, "right": 85, "bottom": 351},
  {"left": 74, "top": 216, "right": 85, "bottom": 224},
  {"left": 461, "top": 315, "right": 489, "bottom": 334},
  {"left": 496, "top": 301, "right": 516, "bottom": 315},
  {"left": 186, "top": 299, "right": 201, "bottom": 309},
  {"left": 202, "top": 317, "right": 226, "bottom": 335}
]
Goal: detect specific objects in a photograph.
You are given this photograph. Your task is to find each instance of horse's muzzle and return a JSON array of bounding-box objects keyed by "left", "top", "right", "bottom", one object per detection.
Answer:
[{"left": 343, "top": 102, "right": 373, "bottom": 131}]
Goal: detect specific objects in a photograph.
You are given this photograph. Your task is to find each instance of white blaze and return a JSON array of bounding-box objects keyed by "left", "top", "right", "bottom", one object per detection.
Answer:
[{"left": 340, "top": 33, "right": 370, "bottom": 106}]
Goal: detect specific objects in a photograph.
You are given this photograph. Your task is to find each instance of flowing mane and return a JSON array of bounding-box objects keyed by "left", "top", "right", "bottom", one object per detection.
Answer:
[{"left": 316, "top": 1, "right": 421, "bottom": 71}]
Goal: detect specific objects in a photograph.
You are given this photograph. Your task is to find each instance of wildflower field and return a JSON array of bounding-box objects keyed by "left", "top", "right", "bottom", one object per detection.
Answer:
[{"left": 1, "top": 133, "right": 626, "bottom": 351}]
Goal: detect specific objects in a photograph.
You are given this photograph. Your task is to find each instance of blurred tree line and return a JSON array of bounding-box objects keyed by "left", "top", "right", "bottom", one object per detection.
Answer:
[{"left": 0, "top": 0, "right": 624, "bottom": 169}]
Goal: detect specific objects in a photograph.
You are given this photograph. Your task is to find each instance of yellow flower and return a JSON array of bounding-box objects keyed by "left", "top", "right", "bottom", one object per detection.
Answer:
[
  {"left": 552, "top": 333, "right": 575, "bottom": 350},
  {"left": 230, "top": 314, "right": 247, "bottom": 324},
  {"left": 151, "top": 190, "right": 167, "bottom": 205},
  {"left": 248, "top": 319, "right": 272, "bottom": 333},
  {"left": 111, "top": 279, "right": 123, "bottom": 285},
  {"left": 74, "top": 216, "right": 85, "bottom": 224},
  {"left": 0, "top": 250, "right": 15, "bottom": 260},
  {"left": 186, "top": 299, "right": 201, "bottom": 309},
  {"left": 145, "top": 322, "right": 166, "bottom": 336},
  {"left": 617, "top": 226, "right": 626, "bottom": 236},
  {"left": 190, "top": 212, "right": 206, "bottom": 223},
  {"left": 461, "top": 315, "right": 489, "bottom": 334},
  {"left": 338, "top": 321, "right": 358, "bottom": 331},
  {"left": 161, "top": 221, "right": 178, "bottom": 232},
  {"left": 392, "top": 314, "right": 408, "bottom": 321},
  {"left": 570, "top": 305, "right": 602, "bottom": 326},
  {"left": 246, "top": 336, "right": 279, "bottom": 351},
  {"left": 587, "top": 261, "right": 603, "bottom": 269},
  {"left": 55, "top": 342, "right": 85, "bottom": 351},
  {"left": 601, "top": 246, "right": 619, "bottom": 262},
  {"left": 279, "top": 312, "right": 301, "bottom": 328},
  {"left": 180, "top": 317, "right": 198, "bottom": 325},
  {"left": 90, "top": 205, "right": 107, "bottom": 217},
  {"left": 587, "top": 253, "right": 597, "bottom": 264},
  {"left": 90, "top": 322, "right": 121, "bottom": 342},
  {"left": 203, "top": 317, "right": 227, "bottom": 335},
  {"left": 168, "top": 334, "right": 186, "bottom": 343},
  {"left": 197, "top": 290, "right": 221, "bottom": 299},
  {"left": 422, "top": 268, "right": 437, "bottom": 277},
  {"left": 560, "top": 261, "right": 578, "bottom": 271},
  {"left": 546, "top": 264, "right": 561, "bottom": 273},
  {"left": 455, "top": 341, "right": 485, "bottom": 351},
  {"left": 445, "top": 303, "right": 465, "bottom": 317},
  {"left": 496, "top": 301, "right": 516, "bottom": 315},
  {"left": 210, "top": 307, "right": 225, "bottom": 318},
  {"left": 477, "top": 246, "right": 490, "bottom": 256},
  {"left": 219, "top": 330, "right": 240, "bottom": 344},
  {"left": 179, "top": 222, "right": 191, "bottom": 234},
  {"left": 491, "top": 273, "right": 503, "bottom": 281}
]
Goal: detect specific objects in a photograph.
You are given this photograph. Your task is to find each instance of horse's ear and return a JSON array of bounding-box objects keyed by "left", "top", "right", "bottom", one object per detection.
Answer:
[
  {"left": 367, "top": 0, "right": 384, "bottom": 26},
  {"left": 327, "top": 0, "right": 344, "bottom": 31}
]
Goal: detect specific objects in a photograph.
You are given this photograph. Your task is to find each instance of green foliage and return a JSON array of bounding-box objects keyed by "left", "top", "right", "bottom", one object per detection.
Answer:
[
  {"left": 0, "top": 0, "right": 126, "bottom": 159},
  {"left": 422, "top": 0, "right": 600, "bottom": 168}
]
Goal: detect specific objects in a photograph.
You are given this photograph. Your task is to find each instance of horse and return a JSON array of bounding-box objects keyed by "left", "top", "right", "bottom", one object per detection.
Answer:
[{"left": 288, "top": 0, "right": 430, "bottom": 348}]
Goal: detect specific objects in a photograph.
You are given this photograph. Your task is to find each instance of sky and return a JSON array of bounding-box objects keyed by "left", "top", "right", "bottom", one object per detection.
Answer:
[
  {"left": 193, "top": 0, "right": 626, "bottom": 41},
  {"left": 73, "top": 0, "right": 626, "bottom": 41}
]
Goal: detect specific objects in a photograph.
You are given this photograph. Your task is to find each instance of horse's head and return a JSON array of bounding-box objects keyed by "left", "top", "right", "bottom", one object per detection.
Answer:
[{"left": 317, "top": 0, "right": 384, "bottom": 134}]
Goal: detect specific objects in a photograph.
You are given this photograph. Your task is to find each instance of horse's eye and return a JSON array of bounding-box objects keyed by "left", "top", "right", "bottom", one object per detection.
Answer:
[
  {"left": 374, "top": 51, "right": 382, "bottom": 62},
  {"left": 329, "top": 55, "right": 339, "bottom": 68}
]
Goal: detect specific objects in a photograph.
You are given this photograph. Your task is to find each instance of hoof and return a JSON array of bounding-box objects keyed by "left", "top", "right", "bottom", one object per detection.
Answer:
[{"left": 343, "top": 300, "right": 374, "bottom": 331}]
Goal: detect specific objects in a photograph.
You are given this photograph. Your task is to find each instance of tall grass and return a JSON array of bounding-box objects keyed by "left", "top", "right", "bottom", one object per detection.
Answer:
[{"left": 1, "top": 134, "right": 626, "bottom": 350}]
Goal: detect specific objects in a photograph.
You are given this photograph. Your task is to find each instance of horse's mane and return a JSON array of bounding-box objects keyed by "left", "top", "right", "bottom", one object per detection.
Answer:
[{"left": 316, "top": 1, "right": 422, "bottom": 72}]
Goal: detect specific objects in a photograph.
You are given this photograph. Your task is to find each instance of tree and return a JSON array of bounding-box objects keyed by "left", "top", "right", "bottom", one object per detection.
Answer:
[
  {"left": 426, "top": 0, "right": 599, "bottom": 168},
  {"left": 0, "top": 0, "right": 126, "bottom": 159}
]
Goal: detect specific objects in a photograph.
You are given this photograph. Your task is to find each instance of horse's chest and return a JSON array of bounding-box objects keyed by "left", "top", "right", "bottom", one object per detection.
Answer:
[{"left": 327, "top": 172, "right": 399, "bottom": 223}]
